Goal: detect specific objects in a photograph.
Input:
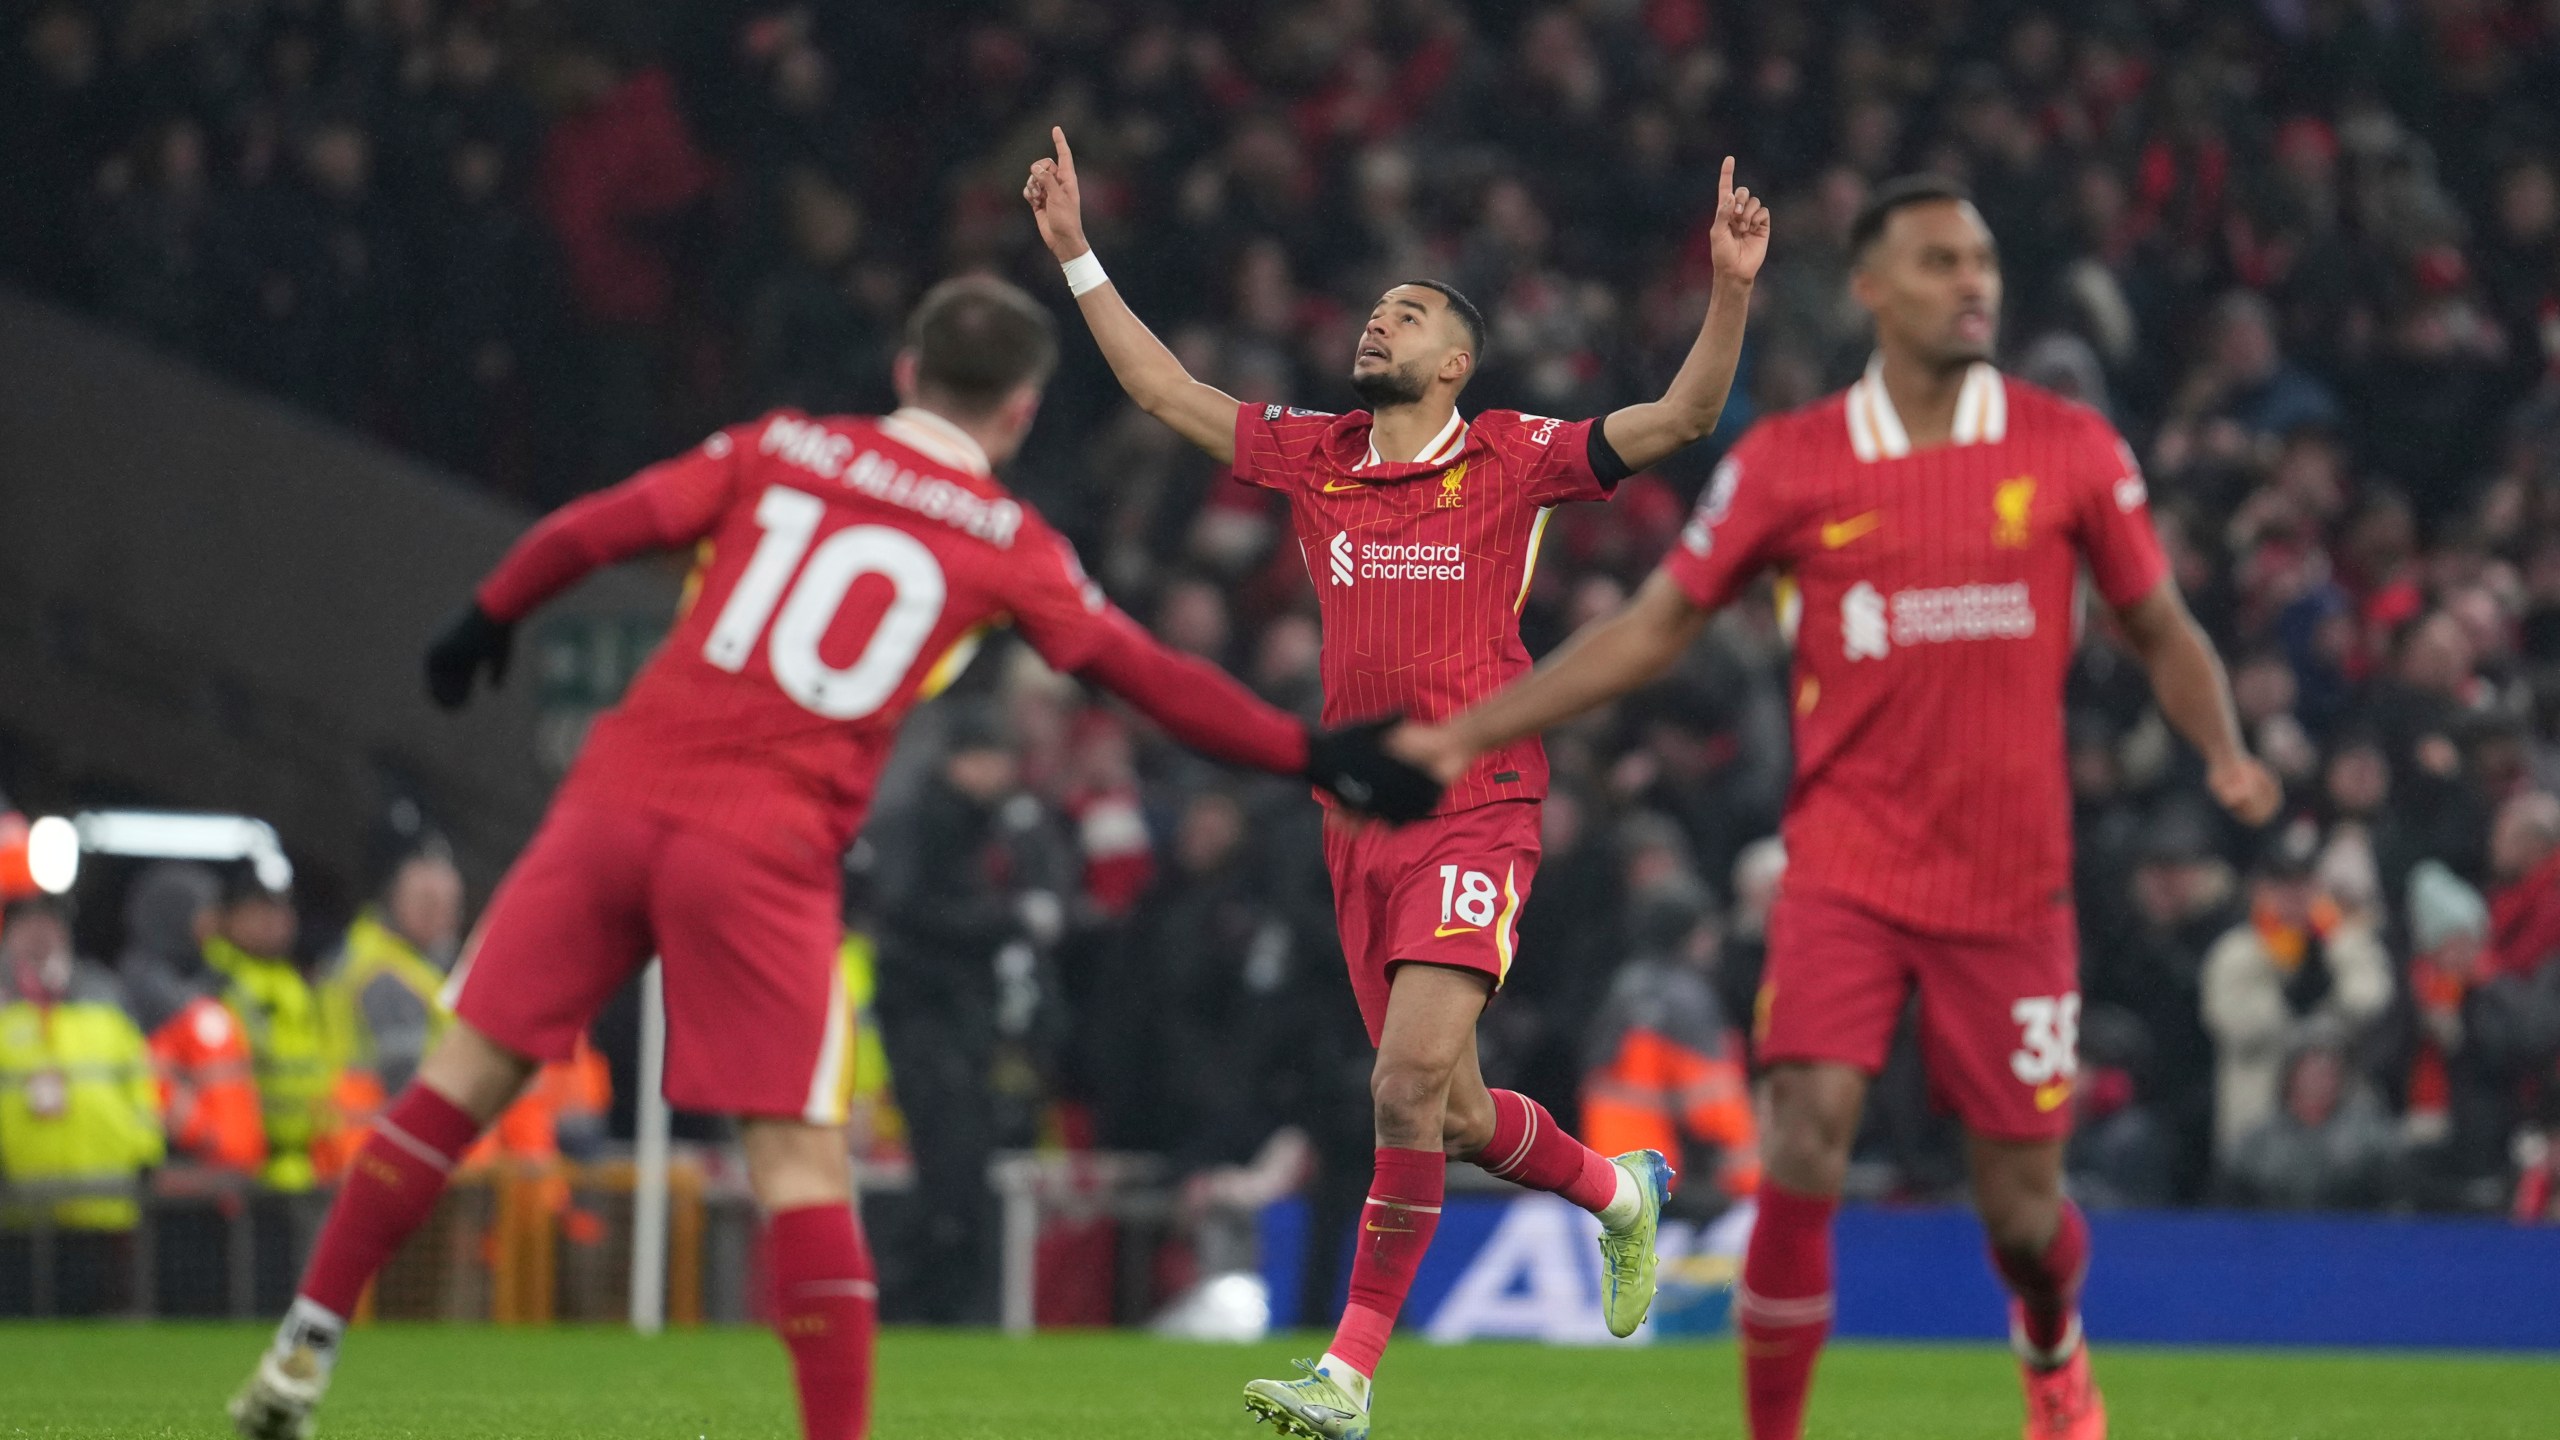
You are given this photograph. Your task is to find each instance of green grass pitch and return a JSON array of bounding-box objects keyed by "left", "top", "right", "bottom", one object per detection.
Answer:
[{"left": 1, "top": 1323, "right": 2551, "bottom": 1438}]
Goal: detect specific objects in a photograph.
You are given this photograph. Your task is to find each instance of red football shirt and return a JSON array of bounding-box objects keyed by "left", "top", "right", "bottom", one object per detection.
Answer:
[
  {"left": 479, "top": 408, "right": 1119, "bottom": 872},
  {"left": 1233, "top": 402, "right": 1616, "bottom": 814},
  {"left": 1661, "top": 364, "right": 2168, "bottom": 936}
]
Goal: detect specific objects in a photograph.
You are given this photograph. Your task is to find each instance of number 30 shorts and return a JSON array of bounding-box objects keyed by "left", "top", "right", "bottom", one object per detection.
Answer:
[{"left": 1756, "top": 887, "right": 2082, "bottom": 1142}]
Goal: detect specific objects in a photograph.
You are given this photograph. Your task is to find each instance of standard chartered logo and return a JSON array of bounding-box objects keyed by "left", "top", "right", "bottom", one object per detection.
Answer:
[
  {"left": 1843, "top": 582, "right": 1889, "bottom": 660},
  {"left": 1841, "top": 580, "right": 2035, "bottom": 660},
  {"left": 1329, "top": 530, "right": 1466, "bottom": 584}
]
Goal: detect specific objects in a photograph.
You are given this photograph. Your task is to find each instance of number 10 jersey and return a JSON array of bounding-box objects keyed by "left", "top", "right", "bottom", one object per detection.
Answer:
[{"left": 475, "top": 407, "right": 1118, "bottom": 874}]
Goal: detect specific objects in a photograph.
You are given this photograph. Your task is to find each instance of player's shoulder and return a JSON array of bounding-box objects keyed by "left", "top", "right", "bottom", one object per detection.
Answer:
[
  {"left": 1736, "top": 391, "right": 1856, "bottom": 460},
  {"left": 1249, "top": 401, "right": 1351, "bottom": 440},
  {"left": 1996, "top": 375, "right": 2119, "bottom": 447},
  {"left": 1467, "top": 408, "right": 1572, "bottom": 442},
  {"left": 1241, "top": 402, "right": 1361, "bottom": 473}
]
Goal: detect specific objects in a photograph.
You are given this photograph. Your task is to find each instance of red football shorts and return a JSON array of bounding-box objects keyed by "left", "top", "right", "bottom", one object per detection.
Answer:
[
  {"left": 1757, "top": 887, "right": 2082, "bottom": 1141},
  {"left": 1325, "top": 800, "right": 1540, "bottom": 1046},
  {"left": 447, "top": 802, "right": 851, "bottom": 1124}
]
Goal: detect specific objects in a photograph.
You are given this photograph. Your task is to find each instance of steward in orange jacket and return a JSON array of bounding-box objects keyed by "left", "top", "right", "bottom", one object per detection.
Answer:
[{"left": 1580, "top": 881, "right": 1760, "bottom": 1199}]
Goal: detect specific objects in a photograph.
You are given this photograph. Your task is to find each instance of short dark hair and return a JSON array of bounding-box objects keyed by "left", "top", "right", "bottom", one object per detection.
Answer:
[
  {"left": 1848, "top": 175, "right": 1975, "bottom": 262},
  {"left": 1402, "top": 279, "right": 1486, "bottom": 359},
  {"left": 906, "top": 275, "right": 1059, "bottom": 414}
]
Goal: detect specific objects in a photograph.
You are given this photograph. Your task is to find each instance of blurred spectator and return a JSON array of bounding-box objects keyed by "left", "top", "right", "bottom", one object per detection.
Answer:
[
  {"left": 2395, "top": 860, "right": 2534, "bottom": 1210},
  {"left": 2166, "top": 291, "right": 2340, "bottom": 457},
  {"left": 2222, "top": 1028, "right": 2403, "bottom": 1210},
  {"left": 0, "top": 896, "right": 163, "bottom": 1316},
  {"left": 413, "top": 136, "right": 552, "bottom": 481},
  {"left": 323, "top": 844, "right": 464, "bottom": 1098},
  {"left": 2203, "top": 824, "right": 2394, "bottom": 1164},
  {"left": 204, "top": 875, "right": 349, "bottom": 1194},
  {"left": 1577, "top": 877, "right": 1759, "bottom": 1206},
  {"left": 2065, "top": 1007, "right": 2177, "bottom": 1209},
  {"left": 740, "top": 169, "right": 894, "bottom": 418},
  {"left": 119, "top": 864, "right": 265, "bottom": 1175},
  {"left": 866, "top": 704, "right": 1070, "bottom": 1324},
  {"left": 116, "top": 864, "right": 220, "bottom": 1035},
  {"left": 2085, "top": 804, "right": 2241, "bottom": 1197},
  {"left": 1720, "top": 837, "right": 1787, "bottom": 1064},
  {"left": 537, "top": 47, "right": 713, "bottom": 491},
  {"left": 2487, "top": 792, "right": 2560, "bottom": 978}
]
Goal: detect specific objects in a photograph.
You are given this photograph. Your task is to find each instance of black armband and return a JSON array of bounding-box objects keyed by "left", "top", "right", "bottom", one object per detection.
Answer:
[{"left": 1586, "top": 421, "right": 1634, "bottom": 491}]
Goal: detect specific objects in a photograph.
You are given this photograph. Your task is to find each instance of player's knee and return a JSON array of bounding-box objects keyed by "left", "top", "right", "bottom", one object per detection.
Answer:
[
  {"left": 1761, "top": 1069, "right": 1861, "bottom": 1193},
  {"left": 742, "top": 1119, "right": 853, "bottom": 1213},
  {"left": 1972, "top": 1159, "right": 2063, "bottom": 1255},
  {"left": 1370, "top": 1060, "right": 1453, "bottom": 1145}
]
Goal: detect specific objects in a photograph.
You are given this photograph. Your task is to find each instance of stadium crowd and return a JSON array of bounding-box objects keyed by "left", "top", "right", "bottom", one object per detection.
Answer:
[{"left": 8, "top": 1, "right": 2560, "bottom": 1309}]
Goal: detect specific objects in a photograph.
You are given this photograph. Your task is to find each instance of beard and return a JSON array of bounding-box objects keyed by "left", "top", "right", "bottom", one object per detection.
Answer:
[{"left": 1349, "top": 360, "right": 1428, "bottom": 409}]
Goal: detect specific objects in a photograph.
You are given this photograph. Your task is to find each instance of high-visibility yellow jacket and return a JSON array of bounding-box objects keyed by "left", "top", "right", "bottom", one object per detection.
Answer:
[
  {"left": 207, "top": 937, "right": 352, "bottom": 1192},
  {"left": 323, "top": 910, "right": 452, "bottom": 1083},
  {"left": 0, "top": 998, "right": 165, "bottom": 1230},
  {"left": 835, "top": 933, "right": 901, "bottom": 1151}
]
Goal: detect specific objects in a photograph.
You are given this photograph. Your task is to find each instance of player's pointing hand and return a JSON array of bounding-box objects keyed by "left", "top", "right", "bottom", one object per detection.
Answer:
[
  {"left": 1024, "top": 125, "right": 1088, "bottom": 262},
  {"left": 1709, "top": 156, "right": 1771, "bottom": 285}
]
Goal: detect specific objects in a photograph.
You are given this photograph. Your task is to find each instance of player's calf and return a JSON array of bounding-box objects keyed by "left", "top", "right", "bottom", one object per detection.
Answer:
[{"left": 232, "top": 1082, "right": 489, "bottom": 1440}]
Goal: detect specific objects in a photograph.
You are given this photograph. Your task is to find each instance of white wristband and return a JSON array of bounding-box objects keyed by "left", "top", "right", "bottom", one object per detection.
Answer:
[{"left": 1061, "top": 250, "right": 1108, "bottom": 297}]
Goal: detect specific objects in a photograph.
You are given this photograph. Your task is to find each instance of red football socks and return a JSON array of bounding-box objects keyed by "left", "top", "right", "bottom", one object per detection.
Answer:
[
  {"left": 769, "top": 1203, "right": 879, "bottom": 1440},
  {"left": 297, "top": 1084, "right": 483, "bottom": 1316},
  {"left": 1992, "top": 1197, "right": 2089, "bottom": 1359},
  {"left": 1738, "top": 1181, "right": 1838, "bottom": 1440},
  {"left": 1330, "top": 1146, "right": 1446, "bottom": 1377},
  {"left": 1477, "top": 1089, "right": 1623, "bottom": 1214}
]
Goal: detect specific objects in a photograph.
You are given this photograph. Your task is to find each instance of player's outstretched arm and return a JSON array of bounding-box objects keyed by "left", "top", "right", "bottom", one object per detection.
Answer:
[
  {"left": 427, "top": 438, "right": 736, "bottom": 709},
  {"left": 1600, "top": 157, "right": 1771, "bottom": 474},
  {"left": 2115, "top": 579, "right": 2281, "bottom": 825},
  {"left": 1070, "top": 609, "right": 1441, "bottom": 821},
  {"left": 1024, "top": 126, "right": 1240, "bottom": 465},
  {"left": 1392, "top": 570, "right": 1711, "bottom": 782}
]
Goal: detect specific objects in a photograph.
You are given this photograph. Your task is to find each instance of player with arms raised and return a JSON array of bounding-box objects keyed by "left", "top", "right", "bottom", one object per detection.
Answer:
[
  {"left": 228, "top": 277, "right": 1436, "bottom": 1440},
  {"left": 1395, "top": 178, "right": 2281, "bottom": 1440},
  {"left": 1027, "top": 128, "right": 1768, "bottom": 1437}
]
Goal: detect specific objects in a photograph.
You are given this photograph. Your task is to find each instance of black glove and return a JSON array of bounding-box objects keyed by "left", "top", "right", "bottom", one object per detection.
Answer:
[
  {"left": 425, "top": 604, "right": 515, "bottom": 710},
  {"left": 1304, "top": 717, "right": 1443, "bottom": 824}
]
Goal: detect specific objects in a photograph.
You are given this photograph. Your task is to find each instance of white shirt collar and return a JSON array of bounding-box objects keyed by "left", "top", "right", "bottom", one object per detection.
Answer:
[
  {"left": 880, "top": 407, "right": 992, "bottom": 478},
  {"left": 1845, "top": 357, "right": 2007, "bottom": 462},
  {"left": 1361, "top": 408, "right": 1468, "bottom": 470}
]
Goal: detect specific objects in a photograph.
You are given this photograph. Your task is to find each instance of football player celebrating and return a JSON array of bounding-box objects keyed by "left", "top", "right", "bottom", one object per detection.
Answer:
[
  {"left": 1395, "top": 177, "right": 2280, "bottom": 1440},
  {"left": 1029, "top": 127, "right": 1769, "bottom": 1437},
  {"left": 229, "top": 277, "right": 1436, "bottom": 1440}
]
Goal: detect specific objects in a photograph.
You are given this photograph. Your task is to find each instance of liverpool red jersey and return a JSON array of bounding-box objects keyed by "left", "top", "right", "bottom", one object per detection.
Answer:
[
  {"left": 1233, "top": 402, "right": 1615, "bottom": 814},
  {"left": 1661, "top": 363, "right": 2167, "bottom": 936},
  {"left": 478, "top": 408, "right": 1118, "bottom": 872}
]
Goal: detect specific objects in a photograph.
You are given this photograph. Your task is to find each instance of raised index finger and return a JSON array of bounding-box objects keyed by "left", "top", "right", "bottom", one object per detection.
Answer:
[
  {"left": 1053, "top": 125, "right": 1076, "bottom": 176},
  {"left": 1718, "top": 155, "right": 1734, "bottom": 210}
]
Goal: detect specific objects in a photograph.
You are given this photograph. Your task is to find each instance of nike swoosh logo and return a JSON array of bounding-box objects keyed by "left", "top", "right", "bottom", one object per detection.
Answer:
[
  {"left": 1433, "top": 924, "right": 1481, "bottom": 937},
  {"left": 1321, "top": 477, "right": 1366, "bottom": 493},
  {"left": 1821, "top": 512, "right": 1882, "bottom": 548},
  {"left": 1364, "top": 1222, "right": 1414, "bottom": 1234},
  {"left": 2034, "top": 1079, "right": 2073, "bottom": 1112}
]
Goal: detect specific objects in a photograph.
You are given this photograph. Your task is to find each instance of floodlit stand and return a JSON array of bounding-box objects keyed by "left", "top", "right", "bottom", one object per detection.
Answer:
[{"left": 629, "top": 960, "right": 671, "bottom": 1335}]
